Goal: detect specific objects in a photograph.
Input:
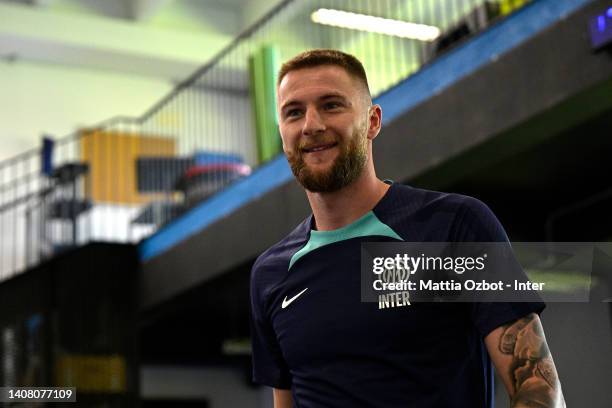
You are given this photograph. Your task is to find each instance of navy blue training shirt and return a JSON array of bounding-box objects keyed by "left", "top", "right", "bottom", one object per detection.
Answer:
[{"left": 250, "top": 182, "right": 545, "bottom": 407}]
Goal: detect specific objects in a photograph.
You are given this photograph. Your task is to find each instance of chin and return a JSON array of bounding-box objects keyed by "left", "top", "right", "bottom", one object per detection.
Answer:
[{"left": 307, "top": 163, "right": 334, "bottom": 174}]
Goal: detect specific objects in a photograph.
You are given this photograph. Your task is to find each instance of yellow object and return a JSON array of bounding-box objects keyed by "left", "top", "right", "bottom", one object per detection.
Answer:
[
  {"left": 500, "top": 0, "right": 530, "bottom": 16},
  {"left": 80, "top": 129, "right": 175, "bottom": 204},
  {"left": 55, "top": 354, "right": 127, "bottom": 393}
]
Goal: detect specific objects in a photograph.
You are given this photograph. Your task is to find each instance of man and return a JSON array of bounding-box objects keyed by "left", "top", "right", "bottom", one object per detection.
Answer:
[{"left": 250, "top": 49, "right": 564, "bottom": 407}]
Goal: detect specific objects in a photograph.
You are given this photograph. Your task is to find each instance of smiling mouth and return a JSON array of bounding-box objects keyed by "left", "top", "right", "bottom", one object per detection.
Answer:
[{"left": 302, "top": 142, "right": 338, "bottom": 153}]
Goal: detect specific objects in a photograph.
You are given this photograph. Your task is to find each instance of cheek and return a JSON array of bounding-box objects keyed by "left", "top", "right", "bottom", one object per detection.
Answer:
[
  {"left": 279, "top": 129, "right": 297, "bottom": 153},
  {"left": 335, "top": 116, "right": 363, "bottom": 137},
  {"left": 278, "top": 125, "right": 290, "bottom": 143}
]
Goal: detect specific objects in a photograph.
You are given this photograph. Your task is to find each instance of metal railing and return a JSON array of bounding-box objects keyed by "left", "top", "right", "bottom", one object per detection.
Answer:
[{"left": 0, "top": 0, "right": 531, "bottom": 281}]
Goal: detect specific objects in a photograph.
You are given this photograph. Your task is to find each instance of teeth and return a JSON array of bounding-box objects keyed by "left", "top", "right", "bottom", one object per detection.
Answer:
[{"left": 306, "top": 143, "right": 335, "bottom": 152}]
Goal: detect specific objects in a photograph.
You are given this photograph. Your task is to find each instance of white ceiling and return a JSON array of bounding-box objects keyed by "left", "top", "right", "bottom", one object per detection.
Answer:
[{"left": 0, "top": 0, "right": 277, "bottom": 81}]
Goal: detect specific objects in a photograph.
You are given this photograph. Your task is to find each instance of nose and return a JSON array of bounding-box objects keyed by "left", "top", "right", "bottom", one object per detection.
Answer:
[{"left": 302, "top": 107, "right": 325, "bottom": 136}]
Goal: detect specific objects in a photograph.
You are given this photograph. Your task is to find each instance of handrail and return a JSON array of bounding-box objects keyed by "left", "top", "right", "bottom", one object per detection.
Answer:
[{"left": 0, "top": 0, "right": 535, "bottom": 280}]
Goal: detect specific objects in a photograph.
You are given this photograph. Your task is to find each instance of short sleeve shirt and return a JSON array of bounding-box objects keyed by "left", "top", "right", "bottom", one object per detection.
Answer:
[{"left": 250, "top": 182, "right": 544, "bottom": 407}]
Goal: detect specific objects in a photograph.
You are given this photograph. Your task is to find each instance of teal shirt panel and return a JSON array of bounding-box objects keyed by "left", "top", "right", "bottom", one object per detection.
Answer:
[{"left": 288, "top": 211, "right": 402, "bottom": 270}]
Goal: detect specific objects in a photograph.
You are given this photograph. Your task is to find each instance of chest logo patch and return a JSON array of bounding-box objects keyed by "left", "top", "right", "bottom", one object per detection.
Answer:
[{"left": 282, "top": 288, "right": 308, "bottom": 309}]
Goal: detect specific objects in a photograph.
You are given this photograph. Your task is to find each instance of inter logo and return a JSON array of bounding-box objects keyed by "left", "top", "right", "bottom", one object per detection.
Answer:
[{"left": 378, "top": 291, "right": 410, "bottom": 309}]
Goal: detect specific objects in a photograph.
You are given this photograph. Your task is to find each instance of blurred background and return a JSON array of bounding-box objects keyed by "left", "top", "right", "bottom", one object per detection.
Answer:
[{"left": 1, "top": 0, "right": 611, "bottom": 406}]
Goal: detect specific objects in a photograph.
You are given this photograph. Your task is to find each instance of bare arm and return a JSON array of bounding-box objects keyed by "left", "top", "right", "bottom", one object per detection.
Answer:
[
  {"left": 485, "top": 313, "right": 565, "bottom": 407},
  {"left": 273, "top": 388, "right": 293, "bottom": 408}
]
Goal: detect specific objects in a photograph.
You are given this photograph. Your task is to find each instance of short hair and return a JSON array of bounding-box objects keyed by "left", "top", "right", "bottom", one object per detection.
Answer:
[{"left": 277, "top": 49, "right": 371, "bottom": 97}]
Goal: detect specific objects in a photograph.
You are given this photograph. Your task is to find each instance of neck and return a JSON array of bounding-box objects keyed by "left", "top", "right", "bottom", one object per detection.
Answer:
[{"left": 305, "top": 167, "right": 389, "bottom": 231}]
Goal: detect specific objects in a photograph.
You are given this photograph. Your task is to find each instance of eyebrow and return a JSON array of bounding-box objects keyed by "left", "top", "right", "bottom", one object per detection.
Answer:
[{"left": 280, "top": 92, "right": 350, "bottom": 111}]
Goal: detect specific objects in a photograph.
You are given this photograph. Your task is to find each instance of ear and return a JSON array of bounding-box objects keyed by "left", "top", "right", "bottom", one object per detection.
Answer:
[{"left": 366, "top": 104, "right": 382, "bottom": 140}]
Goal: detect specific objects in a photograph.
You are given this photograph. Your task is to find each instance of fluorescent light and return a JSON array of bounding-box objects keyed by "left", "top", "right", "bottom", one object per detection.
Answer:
[{"left": 311, "top": 8, "right": 440, "bottom": 42}]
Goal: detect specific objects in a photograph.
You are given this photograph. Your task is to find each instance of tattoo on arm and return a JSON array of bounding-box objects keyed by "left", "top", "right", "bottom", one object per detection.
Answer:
[{"left": 499, "top": 314, "right": 565, "bottom": 408}]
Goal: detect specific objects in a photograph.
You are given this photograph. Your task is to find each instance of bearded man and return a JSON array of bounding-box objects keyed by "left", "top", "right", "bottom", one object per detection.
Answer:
[{"left": 249, "top": 49, "right": 565, "bottom": 408}]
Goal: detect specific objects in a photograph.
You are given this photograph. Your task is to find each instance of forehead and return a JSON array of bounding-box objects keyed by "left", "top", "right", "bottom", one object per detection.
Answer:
[{"left": 277, "top": 65, "right": 362, "bottom": 103}]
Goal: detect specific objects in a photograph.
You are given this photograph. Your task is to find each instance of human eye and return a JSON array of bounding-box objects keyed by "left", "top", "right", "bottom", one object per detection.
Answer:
[
  {"left": 284, "top": 108, "right": 303, "bottom": 119},
  {"left": 323, "top": 101, "right": 343, "bottom": 110}
]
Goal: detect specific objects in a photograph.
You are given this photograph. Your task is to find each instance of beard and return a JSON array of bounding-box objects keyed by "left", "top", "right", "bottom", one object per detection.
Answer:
[{"left": 287, "top": 126, "right": 368, "bottom": 193}]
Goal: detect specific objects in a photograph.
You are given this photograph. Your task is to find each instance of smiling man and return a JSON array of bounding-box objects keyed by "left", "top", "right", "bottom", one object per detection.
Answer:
[{"left": 249, "top": 49, "right": 565, "bottom": 408}]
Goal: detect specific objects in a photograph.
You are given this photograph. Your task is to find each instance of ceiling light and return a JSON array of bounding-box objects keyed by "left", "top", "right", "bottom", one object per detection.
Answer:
[{"left": 311, "top": 8, "right": 440, "bottom": 42}]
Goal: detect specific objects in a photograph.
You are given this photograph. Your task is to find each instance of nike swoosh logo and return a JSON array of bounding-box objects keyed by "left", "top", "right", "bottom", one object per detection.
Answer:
[{"left": 282, "top": 288, "right": 308, "bottom": 309}]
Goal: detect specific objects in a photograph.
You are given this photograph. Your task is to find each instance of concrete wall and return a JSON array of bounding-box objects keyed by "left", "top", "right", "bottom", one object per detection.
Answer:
[
  {"left": 0, "top": 60, "right": 172, "bottom": 161},
  {"left": 141, "top": 365, "right": 271, "bottom": 408}
]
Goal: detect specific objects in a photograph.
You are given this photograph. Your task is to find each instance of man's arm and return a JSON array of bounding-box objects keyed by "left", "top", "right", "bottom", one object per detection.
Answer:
[
  {"left": 484, "top": 313, "right": 565, "bottom": 407},
  {"left": 273, "top": 388, "right": 293, "bottom": 408}
]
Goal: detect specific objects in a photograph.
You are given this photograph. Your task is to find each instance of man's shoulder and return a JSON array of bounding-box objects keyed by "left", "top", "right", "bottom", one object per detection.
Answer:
[
  {"left": 381, "top": 183, "right": 503, "bottom": 241},
  {"left": 252, "top": 215, "right": 311, "bottom": 276},
  {"left": 384, "top": 183, "right": 491, "bottom": 217}
]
